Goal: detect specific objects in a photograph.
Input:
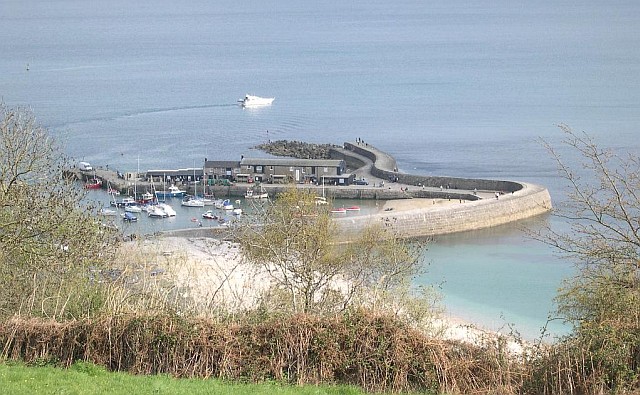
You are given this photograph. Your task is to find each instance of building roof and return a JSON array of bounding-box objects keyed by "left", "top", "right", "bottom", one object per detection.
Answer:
[
  {"left": 204, "top": 160, "right": 241, "bottom": 168},
  {"left": 240, "top": 157, "right": 344, "bottom": 167},
  {"left": 146, "top": 168, "right": 203, "bottom": 177}
]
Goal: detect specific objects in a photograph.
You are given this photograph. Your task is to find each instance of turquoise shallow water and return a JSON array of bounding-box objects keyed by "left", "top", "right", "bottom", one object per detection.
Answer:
[{"left": 3, "top": 0, "right": 640, "bottom": 339}]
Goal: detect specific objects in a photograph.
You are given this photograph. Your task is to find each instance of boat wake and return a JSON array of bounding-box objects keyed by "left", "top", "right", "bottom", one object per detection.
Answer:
[{"left": 49, "top": 104, "right": 237, "bottom": 129}]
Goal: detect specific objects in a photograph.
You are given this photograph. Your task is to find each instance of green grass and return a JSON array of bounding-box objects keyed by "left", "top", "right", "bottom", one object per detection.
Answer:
[{"left": 0, "top": 361, "right": 368, "bottom": 395}]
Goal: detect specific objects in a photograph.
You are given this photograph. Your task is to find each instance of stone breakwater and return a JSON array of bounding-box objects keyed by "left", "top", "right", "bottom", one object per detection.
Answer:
[
  {"left": 333, "top": 184, "right": 551, "bottom": 240},
  {"left": 330, "top": 142, "right": 552, "bottom": 239}
]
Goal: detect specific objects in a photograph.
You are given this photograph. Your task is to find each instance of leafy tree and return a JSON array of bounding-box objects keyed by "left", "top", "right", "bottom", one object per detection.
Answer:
[
  {"left": 234, "top": 188, "right": 438, "bottom": 323},
  {"left": 0, "top": 104, "right": 118, "bottom": 319},
  {"left": 536, "top": 125, "right": 640, "bottom": 391}
]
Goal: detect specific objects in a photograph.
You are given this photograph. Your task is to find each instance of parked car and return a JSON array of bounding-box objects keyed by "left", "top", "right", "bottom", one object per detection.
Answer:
[
  {"left": 353, "top": 178, "right": 368, "bottom": 185},
  {"left": 78, "top": 161, "right": 93, "bottom": 171}
]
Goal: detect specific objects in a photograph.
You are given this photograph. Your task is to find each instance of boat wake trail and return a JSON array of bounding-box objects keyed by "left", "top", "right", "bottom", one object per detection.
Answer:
[{"left": 49, "top": 103, "right": 237, "bottom": 129}]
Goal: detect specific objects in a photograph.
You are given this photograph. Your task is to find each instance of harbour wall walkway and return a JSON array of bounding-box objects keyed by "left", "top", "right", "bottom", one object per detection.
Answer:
[{"left": 328, "top": 142, "right": 552, "bottom": 239}]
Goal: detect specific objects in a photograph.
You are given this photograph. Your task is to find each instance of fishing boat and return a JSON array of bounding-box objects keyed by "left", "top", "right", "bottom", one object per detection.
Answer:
[
  {"left": 111, "top": 197, "right": 137, "bottom": 208},
  {"left": 238, "top": 94, "right": 274, "bottom": 107},
  {"left": 155, "top": 184, "right": 186, "bottom": 199},
  {"left": 138, "top": 191, "right": 155, "bottom": 204},
  {"left": 85, "top": 178, "right": 102, "bottom": 189},
  {"left": 245, "top": 187, "right": 268, "bottom": 199}
]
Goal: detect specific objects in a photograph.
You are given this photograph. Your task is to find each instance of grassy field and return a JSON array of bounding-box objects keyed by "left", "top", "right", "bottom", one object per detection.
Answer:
[{"left": 0, "top": 361, "right": 370, "bottom": 395}]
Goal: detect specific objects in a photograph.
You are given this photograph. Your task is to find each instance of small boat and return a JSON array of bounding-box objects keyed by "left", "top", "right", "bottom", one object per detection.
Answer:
[
  {"left": 122, "top": 212, "right": 138, "bottom": 222},
  {"left": 238, "top": 94, "right": 274, "bottom": 107},
  {"left": 314, "top": 196, "right": 328, "bottom": 206},
  {"left": 157, "top": 203, "right": 176, "bottom": 217},
  {"left": 147, "top": 205, "right": 168, "bottom": 218},
  {"left": 222, "top": 199, "right": 234, "bottom": 210},
  {"left": 181, "top": 195, "right": 205, "bottom": 207},
  {"left": 99, "top": 208, "right": 117, "bottom": 216},
  {"left": 138, "top": 191, "right": 155, "bottom": 204},
  {"left": 124, "top": 205, "right": 143, "bottom": 213},
  {"left": 155, "top": 184, "right": 186, "bottom": 199},
  {"left": 85, "top": 178, "right": 102, "bottom": 189},
  {"left": 330, "top": 207, "right": 347, "bottom": 214},
  {"left": 111, "top": 197, "right": 137, "bottom": 207},
  {"left": 202, "top": 210, "right": 218, "bottom": 220},
  {"left": 245, "top": 187, "right": 268, "bottom": 199},
  {"left": 345, "top": 206, "right": 361, "bottom": 211}
]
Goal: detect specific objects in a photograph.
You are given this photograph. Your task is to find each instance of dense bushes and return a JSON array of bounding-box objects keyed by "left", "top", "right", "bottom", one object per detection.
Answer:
[{"left": 0, "top": 310, "right": 526, "bottom": 394}]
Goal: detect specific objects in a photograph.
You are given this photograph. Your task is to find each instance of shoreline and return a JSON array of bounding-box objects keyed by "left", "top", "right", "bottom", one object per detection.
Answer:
[{"left": 128, "top": 236, "right": 526, "bottom": 352}]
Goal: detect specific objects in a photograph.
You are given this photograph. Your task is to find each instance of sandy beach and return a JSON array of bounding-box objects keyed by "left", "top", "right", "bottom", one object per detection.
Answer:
[{"left": 121, "top": 231, "right": 522, "bottom": 352}]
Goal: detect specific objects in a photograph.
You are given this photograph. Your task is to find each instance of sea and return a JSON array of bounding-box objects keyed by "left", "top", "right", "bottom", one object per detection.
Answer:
[{"left": 2, "top": 0, "right": 639, "bottom": 340}]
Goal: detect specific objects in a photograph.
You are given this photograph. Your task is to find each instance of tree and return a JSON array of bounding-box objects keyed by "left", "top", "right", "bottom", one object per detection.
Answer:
[
  {"left": 234, "top": 188, "right": 438, "bottom": 323},
  {"left": 0, "top": 104, "right": 118, "bottom": 319},
  {"left": 536, "top": 125, "right": 640, "bottom": 390}
]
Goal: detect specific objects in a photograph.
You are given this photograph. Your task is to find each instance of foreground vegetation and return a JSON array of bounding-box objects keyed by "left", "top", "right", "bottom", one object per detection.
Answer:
[
  {"left": 0, "top": 361, "right": 367, "bottom": 395},
  {"left": 2, "top": 105, "right": 640, "bottom": 393}
]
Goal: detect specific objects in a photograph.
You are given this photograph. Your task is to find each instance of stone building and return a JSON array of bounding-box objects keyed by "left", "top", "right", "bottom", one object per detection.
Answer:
[{"left": 202, "top": 157, "right": 352, "bottom": 185}]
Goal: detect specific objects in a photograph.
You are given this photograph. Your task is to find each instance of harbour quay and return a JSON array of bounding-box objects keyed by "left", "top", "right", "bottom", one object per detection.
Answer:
[{"left": 68, "top": 141, "right": 552, "bottom": 238}]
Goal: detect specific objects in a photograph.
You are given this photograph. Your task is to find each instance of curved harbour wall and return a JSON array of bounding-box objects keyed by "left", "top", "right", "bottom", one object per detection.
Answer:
[
  {"left": 340, "top": 142, "right": 524, "bottom": 193},
  {"left": 331, "top": 142, "right": 552, "bottom": 239},
  {"left": 333, "top": 183, "right": 551, "bottom": 239}
]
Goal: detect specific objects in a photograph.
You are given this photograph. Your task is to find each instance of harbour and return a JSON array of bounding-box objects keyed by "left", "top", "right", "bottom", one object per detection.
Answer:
[
  {"left": 5, "top": 0, "right": 639, "bottom": 339},
  {"left": 78, "top": 140, "right": 551, "bottom": 246}
]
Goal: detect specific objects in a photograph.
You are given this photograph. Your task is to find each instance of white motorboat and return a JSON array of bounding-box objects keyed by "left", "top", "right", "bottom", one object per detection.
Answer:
[
  {"left": 238, "top": 94, "right": 274, "bottom": 107},
  {"left": 147, "top": 205, "right": 168, "bottom": 218},
  {"left": 139, "top": 191, "right": 155, "bottom": 203},
  {"left": 157, "top": 203, "right": 176, "bottom": 216},
  {"left": 99, "top": 208, "right": 117, "bottom": 216},
  {"left": 245, "top": 187, "right": 268, "bottom": 199},
  {"left": 222, "top": 199, "right": 234, "bottom": 210},
  {"left": 202, "top": 210, "right": 218, "bottom": 220},
  {"left": 111, "top": 197, "right": 137, "bottom": 207},
  {"left": 124, "top": 205, "right": 143, "bottom": 213},
  {"left": 181, "top": 195, "right": 205, "bottom": 207},
  {"left": 314, "top": 196, "right": 328, "bottom": 206}
]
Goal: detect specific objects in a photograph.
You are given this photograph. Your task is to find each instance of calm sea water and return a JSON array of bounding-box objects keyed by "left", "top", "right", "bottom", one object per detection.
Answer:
[{"left": 2, "top": 0, "right": 639, "bottom": 339}]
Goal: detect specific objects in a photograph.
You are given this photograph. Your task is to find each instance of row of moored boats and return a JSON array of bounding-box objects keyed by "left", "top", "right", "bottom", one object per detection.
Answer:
[{"left": 99, "top": 185, "right": 270, "bottom": 221}]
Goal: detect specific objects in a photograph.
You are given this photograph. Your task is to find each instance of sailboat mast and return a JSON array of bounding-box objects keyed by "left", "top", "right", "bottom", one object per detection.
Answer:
[{"left": 135, "top": 155, "right": 140, "bottom": 198}]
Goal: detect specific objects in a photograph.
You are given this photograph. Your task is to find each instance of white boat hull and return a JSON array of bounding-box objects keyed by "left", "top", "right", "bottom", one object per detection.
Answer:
[
  {"left": 239, "top": 95, "right": 274, "bottom": 107},
  {"left": 181, "top": 198, "right": 205, "bottom": 207}
]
